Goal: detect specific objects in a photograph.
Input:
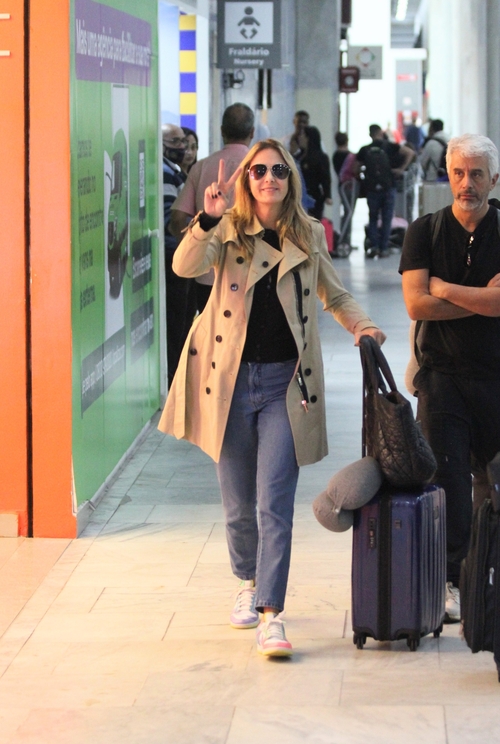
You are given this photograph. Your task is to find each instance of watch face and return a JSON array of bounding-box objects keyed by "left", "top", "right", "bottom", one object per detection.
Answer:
[{"left": 107, "top": 128, "right": 129, "bottom": 298}]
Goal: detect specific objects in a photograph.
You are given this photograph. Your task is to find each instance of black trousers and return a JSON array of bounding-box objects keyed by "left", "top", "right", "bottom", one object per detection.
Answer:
[
  {"left": 415, "top": 367, "right": 500, "bottom": 585},
  {"left": 165, "top": 249, "right": 196, "bottom": 388}
]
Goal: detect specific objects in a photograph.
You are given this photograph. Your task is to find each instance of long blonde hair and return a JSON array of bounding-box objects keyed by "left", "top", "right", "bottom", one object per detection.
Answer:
[{"left": 230, "top": 139, "right": 313, "bottom": 259}]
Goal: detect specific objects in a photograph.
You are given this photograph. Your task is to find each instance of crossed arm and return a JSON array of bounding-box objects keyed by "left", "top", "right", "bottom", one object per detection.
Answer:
[{"left": 402, "top": 268, "right": 500, "bottom": 320}]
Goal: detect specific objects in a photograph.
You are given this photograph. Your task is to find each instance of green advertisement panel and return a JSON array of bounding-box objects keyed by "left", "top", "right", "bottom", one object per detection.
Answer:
[{"left": 71, "top": 0, "right": 161, "bottom": 506}]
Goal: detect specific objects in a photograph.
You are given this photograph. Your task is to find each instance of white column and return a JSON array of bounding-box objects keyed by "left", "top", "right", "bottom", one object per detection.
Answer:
[
  {"left": 426, "top": 0, "right": 487, "bottom": 137},
  {"left": 295, "top": 0, "right": 341, "bottom": 157},
  {"left": 486, "top": 0, "right": 500, "bottom": 149},
  {"left": 346, "top": 0, "right": 392, "bottom": 152}
]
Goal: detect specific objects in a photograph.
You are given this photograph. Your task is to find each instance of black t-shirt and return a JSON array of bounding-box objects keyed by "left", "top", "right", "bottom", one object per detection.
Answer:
[
  {"left": 399, "top": 206, "right": 500, "bottom": 378},
  {"left": 356, "top": 139, "right": 402, "bottom": 188},
  {"left": 241, "top": 229, "right": 298, "bottom": 363}
]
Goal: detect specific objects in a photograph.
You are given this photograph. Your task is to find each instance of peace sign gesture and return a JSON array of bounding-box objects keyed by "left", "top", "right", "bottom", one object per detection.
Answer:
[{"left": 203, "top": 159, "right": 242, "bottom": 218}]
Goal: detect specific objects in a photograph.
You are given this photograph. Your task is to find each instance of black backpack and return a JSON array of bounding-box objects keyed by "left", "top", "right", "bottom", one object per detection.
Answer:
[{"left": 362, "top": 142, "right": 393, "bottom": 192}]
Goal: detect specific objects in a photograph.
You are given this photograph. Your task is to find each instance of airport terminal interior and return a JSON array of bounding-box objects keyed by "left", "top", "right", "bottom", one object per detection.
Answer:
[
  {"left": 2, "top": 0, "right": 500, "bottom": 741},
  {"left": 1, "top": 203, "right": 499, "bottom": 743}
]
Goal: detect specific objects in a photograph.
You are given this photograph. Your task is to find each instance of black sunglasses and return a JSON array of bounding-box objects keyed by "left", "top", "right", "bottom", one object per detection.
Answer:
[{"left": 248, "top": 163, "right": 291, "bottom": 181}]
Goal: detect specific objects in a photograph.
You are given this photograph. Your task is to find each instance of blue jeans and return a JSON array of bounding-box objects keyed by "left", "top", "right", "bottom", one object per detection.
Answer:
[
  {"left": 366, "top": 187, "right": 396, "bottom": 253},
  {"left": 216, "top": 360, "right": 299, "bottom": 613}
]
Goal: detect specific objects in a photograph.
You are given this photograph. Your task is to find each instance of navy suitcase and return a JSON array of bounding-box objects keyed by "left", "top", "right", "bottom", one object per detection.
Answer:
[
  {"left": 460, "top": 498, "right": 500, "bottom": 680},
  {"left": 460, "top": 453, "right": 500, "bottom": 681},
  {"left": 352, "top": 485, "right": 446, "bottom": 651}
]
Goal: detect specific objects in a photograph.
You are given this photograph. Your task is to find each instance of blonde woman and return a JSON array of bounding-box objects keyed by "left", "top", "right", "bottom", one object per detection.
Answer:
[{"left": 159, "top": 138, "right": 385, "bottom": 656}]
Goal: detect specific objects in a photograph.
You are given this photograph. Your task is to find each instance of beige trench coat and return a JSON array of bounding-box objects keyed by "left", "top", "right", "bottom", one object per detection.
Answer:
[{"left": 158, "top": 214, "right": 379, "bottom": 466}]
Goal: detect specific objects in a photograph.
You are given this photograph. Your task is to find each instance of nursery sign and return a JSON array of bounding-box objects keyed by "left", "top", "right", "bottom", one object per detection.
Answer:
[{"left": 217, "top": 0, "right": 281, "bottom": 69}]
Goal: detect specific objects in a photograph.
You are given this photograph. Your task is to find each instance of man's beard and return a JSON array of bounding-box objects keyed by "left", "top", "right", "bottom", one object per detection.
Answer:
[{"left": 457, "top": 191, "right": 487, "bottom": 211}]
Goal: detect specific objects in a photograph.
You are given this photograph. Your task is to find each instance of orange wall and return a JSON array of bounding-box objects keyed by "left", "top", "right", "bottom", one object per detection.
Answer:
[
  {"left": 29, "top": 0, "right": 76, "bottom": 537},
  {"left": 0, "top": 2, "right": 29, "bottom": 535}
]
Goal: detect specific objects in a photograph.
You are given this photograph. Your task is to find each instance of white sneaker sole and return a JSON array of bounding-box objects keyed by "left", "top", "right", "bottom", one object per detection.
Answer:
[
  {"left": 230, "top": 619, "right": 259, "bottom": 629},
  {"left": 257, "top": 645, "right": 293, "bottom": 657}
]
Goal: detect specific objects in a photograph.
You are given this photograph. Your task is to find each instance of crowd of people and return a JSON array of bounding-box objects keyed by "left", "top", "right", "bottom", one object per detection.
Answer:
[{"left": 160, "top": 104, "right": 500, "bottom": 656}]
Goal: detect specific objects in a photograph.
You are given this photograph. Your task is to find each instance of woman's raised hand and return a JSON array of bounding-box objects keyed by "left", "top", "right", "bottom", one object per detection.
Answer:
[{"left": 203, "top": 159, "right": 242, "bottom": 218}]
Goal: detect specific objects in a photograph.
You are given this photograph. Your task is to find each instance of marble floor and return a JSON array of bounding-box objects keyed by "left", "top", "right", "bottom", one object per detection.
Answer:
[{"left": 1, "top": 201, "right": 499, "bottom": 743}]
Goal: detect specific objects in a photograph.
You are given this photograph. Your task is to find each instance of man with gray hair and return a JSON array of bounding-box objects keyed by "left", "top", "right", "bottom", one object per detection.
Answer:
[{"left": 399, "top": 133, "right": 500, "bottom": 622}]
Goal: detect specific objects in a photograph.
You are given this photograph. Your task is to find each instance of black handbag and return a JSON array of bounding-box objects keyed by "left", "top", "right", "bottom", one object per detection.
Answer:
[{"left": 359, "top": 335, "right": 437, "bottom": 489}]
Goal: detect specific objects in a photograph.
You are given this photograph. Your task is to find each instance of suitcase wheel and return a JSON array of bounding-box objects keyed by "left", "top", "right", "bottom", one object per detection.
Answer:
[
  {"left": 407, "top": 637, "right": 419, "bottom": 652},
  {"left": 354, "top": 633, "right": 367, "bottom": 650},
  {"left": 433, "top": 623, "right": 443, "bottom": 639},
  {"left": 335, "top": 242, "right": 351, "bottom": 258}
]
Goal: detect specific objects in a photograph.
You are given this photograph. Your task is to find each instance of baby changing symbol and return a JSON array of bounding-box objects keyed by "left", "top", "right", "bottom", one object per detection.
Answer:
[
  {"left": 224, "top": 2, "right": 273, "bottom": 44},
  {"left": 238, "top": 7, "right": 260, "bottom": 38}
]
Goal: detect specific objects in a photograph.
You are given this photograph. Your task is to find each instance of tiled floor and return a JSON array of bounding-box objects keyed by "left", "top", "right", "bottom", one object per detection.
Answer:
[{"left": 1, "top": 201, "right": 499, "bottom": 743}]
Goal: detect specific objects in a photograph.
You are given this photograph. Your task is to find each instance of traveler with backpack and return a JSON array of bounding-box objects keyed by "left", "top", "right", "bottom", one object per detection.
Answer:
[
  {"left": 356, "top": 124, "right": 414, "bottom": 258},
  {"left": 420, "top": 119, "right": 450, "bottom": 182}
]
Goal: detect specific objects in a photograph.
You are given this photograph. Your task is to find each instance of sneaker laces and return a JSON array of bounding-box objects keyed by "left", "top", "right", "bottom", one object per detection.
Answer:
[
  {"left": 264, "top": 612, "right": 287, "bottom": 640},
  {"left": 233, "top": 586, "right": 256, "bottom": 613}
]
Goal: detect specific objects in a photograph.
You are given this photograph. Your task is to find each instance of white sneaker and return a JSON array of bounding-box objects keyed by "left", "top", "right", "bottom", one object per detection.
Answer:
[
  {"left": 445, "top": 582, "right": 460, "bottom": 623},
  {"left": 230, "top": 582, "right": 259, "bottom": 629},
  {"left": 256, "top": 612, "right": 293, "bottom": 657}
]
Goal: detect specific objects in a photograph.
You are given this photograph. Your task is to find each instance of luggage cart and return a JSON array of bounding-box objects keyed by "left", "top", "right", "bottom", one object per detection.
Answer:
[
  {"left": 394, "top": 166, "right": 417, "bottom": 223},
  {"left": 336, "top": 178, "right": 359, "bottom": 258}
]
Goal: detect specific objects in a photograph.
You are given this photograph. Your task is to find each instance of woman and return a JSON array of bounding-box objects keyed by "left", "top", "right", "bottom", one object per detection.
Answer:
[
  {"left": 181, "top": 127, "right": 198, "bottom": 175},
  {"left": 159, "top": 139, "right": 385, "bottom": 657},
  {"left": 297, "top": 125, "right": 333, "bottom": 220}
]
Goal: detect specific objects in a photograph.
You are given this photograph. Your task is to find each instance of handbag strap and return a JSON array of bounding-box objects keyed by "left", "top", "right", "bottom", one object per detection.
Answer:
[
  {"left": 359, "top": 335, "right": 398, "bottom": 458},
  {"left": 359, "top": 335, "right": 397, "bottom": 396}
]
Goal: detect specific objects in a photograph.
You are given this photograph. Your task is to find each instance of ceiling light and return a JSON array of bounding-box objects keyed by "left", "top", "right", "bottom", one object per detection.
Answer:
[{"left": 395, "top": 0, "right": 408, "bottom": 20}]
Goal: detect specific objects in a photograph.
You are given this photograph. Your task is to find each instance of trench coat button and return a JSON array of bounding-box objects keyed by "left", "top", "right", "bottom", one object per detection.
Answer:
[
  {"left": 206, "top": 387, "right": 211, "bottom": 394},
  {"left": 304, "top": 368, "right": 312, "bottom": 376},
  {"left": 304, "top": 288, "right": 310, "bottom": 296},
  {"left": 212, "top": 362, "right": 216, "bottom": 369},
  {"left": 223, "top": 310, "right": 232, "bottom": 318},
  {"left": 236, "top": 256, "right": 244, "bottom": 264},
  {"left": 189, "top": 348, "right": 197, "bottom": 355},
  {"left": 231, "top": 283, "right": 238, "bottom": 291},
  {"left": 303, "top": 316, "right": 308, "bottom": 323},
  {"left": 310, "top": 395, "right": 317, "bottom": 403},
  {"left": 262, "top": 261, "right": 269, "bottom": 267},
  {"left": 216, "top": 335, "right": 223, "bottom": 343}
]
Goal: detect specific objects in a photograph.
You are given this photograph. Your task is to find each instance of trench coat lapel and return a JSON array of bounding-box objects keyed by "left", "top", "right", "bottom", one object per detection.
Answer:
[
  {"left": 242, "top": 217, "right": 309, "bottom": 292},
  {"left": 245, "top": 239, "right": 282, "bottom": 292},
  {"left": 278, "top": 237, "right": 309, "bottom": 280}
]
